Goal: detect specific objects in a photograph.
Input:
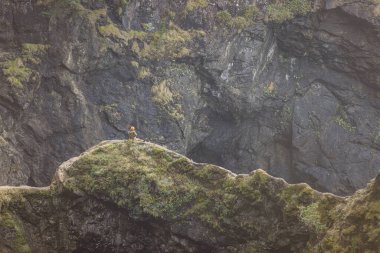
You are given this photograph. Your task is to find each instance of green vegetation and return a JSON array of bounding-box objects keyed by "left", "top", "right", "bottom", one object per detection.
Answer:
[
  {"left": 87, "top": 7, "right": 108, "bottom": 24},
  {"left": 335, "top": 116, "right": 356, "bottom": 132},
  {"left": 151, "top": 80, "right": 184, "bottom": 121},
  {"left": 138, "top": 67, "right": 151, "bottom": 79},
  {"left": 62, "top": 142, "right": 270, "bottom": 231},
  {"left": 0, "top": 212, "right": 31, "bottom": 253},
  {"left": 0, "top": 189, "right": 22, "bottom": 210},
  {"left": 151, "top": 80, "right": 175, "bottom": 105},
  {"left": 130, "top": 60, "right": 139, "bottom": 68},
  {"left": 216, "top": 5, "right": 259, "bottom": 32},
  {"left": 99, "top": 24, "right": 123, "bottom": 38},
  {"left": 40, "top": 0, "right": 202, "bottom": 60},
  {"left": 98, "top": 21, "right": 202, "bottom": 59},
  {"left": 317, "top": 195, "right": 344, "bottom": 228},
  {"left": 280, "top": 183, "right": 317, "bottom": 215},
  {"left": 264, "top": 81, "right": 276, "bottom": 96},
  {"left": 1, "top": 43, "right": 48, "bottom": 88},
  {"left": 244, "top": 5, "right": 260, "bottom": 20},
  {"left": 1, "top": 59, "right": 32, "bottom": 88},
  {"left": 0, "top": 187, "right": 52, "bottom": 211},
  {"left": 139, "top": 22, "right": 199, "bottom": 59},
  {"left": 184, "top": 0, "right": 208, "bottom": 13},
  {"left": 315, "top": 182, "right": 380, "bottom": 252},
  {"left": 99, "top": 103, "right": 122, "bottom": 123},
  {"left": 300, "top": 203, "right": 327, "bottom": 232},
  {"left": 21, "top": 43, "right": 49, "bottom": 64},
  {"left": 130, "top": 60, "right": 152, "bottom": 79},
  {"left": 142, "top": 23, "right": 154, "bottom": 32},
  {"left": 216, "top": 10, "right": 248, "bottom": 32},
  {"left": 0, "top": 188, "right": 52, "bottom": 252},
  {"left": 0, "top": 136, "right": 7, "bottom": 147},
  {"left": 64, "top": 142, "right": 195, "bottom": 218},
  {"left": 267, "top": 0, "right": 312, "bottom": 23},
  {"left": 98, "top": 24, "right": 145, "bottom": 41}
]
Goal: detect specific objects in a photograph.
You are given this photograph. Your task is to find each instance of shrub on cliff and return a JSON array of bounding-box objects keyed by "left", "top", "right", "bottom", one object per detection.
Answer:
[{"left": 267, "top": 0, "right": 312, "bottom": 23}]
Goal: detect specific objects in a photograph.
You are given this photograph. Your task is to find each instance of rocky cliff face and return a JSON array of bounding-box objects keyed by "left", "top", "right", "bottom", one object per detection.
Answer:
[
  {"left": 0, "top": 0, "right": 379, "bottom": 194},
  {"left": 0, "top": 140, "right": 379, "bottom": 253}
]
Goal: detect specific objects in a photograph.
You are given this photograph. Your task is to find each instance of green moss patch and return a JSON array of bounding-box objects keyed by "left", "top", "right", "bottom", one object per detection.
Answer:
[
  {"left": 280, "top": 183, "right": 316, "bottom": 213},
  {"left": 98, "top": 21, "right": 204, "bottom": 59},
  {"left": 0, "top": 187, "right": 51, "bottom": 252},
  {"left": 215, "top": 4, "right": 259, "bottom": 32},
  {"left": 185, "top": 0, "right": 208, "bottom": 13},
  {"left": 0, "top": 211, "right": 31, "bottom": 253},
  {"left": 335, "top": 115, "right": 356, "bottom": 132},
  {"left": 267, "top": 0, "right": 312, "bottom": 23},
  {"left": 217, "top": 10, "right": 252, "bottom": 32},
  {"left": 151, "top": 80, "right": 184, "bottom": 121},
  {"left": 300, "top": 203, "right": 327, "bottom": 232},
  {"left": 1, "top": 43, "right": 48, "bottom": 88},
  {"left": 315, "top": 182, "right": 380, "bottom": 252},
  {"left": 1, "top": 58, "right": 32, "bottom": 88}
]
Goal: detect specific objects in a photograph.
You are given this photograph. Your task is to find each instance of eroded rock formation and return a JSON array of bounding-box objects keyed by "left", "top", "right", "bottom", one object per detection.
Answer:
[{"left": 0, "top": 140, "right": 379, "bottom": 252}]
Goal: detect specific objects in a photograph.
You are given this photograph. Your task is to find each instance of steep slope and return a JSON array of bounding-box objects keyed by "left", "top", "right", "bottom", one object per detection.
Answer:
[
  {"left": 0, "top": 0, "right": 380, "bottom": 194},
  {"left": 0, "top": 140, "right": 379, "bottom": 253}
]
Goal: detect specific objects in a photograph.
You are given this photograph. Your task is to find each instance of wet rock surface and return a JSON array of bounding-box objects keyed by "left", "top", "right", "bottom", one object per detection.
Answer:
[{"left": 0, "top": 0, "right": 379, "bottom": 194}]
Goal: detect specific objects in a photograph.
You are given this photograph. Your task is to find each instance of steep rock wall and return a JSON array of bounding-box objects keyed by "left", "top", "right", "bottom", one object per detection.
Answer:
[{"left": 0, "top": 0, "right": 379, "bottom": 194}]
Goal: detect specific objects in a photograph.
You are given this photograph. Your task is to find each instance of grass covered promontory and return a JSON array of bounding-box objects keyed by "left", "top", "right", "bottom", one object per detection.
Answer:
[
  {"left": 54, "top": 140, "right": 341, "bottom": 251},
  {"left": 0, "top": 140, "right": 379, "bottom": 252}
]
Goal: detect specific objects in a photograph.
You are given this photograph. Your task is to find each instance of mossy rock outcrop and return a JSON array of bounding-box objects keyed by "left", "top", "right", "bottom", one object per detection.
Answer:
[{"left": 0, "top": 140, "right": 379, "bottom": 252}]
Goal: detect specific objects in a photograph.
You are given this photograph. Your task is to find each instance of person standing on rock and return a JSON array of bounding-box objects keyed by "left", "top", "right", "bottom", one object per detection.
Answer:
[{"left": 128, "top": 126, "right": 137, "bottom": 141}]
